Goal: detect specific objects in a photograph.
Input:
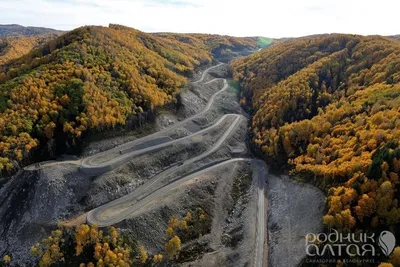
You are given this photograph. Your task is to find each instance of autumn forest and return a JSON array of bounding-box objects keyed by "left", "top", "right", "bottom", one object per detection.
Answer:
[
  {"left": 2, "top": 21, "right": 400, "bottom": 267},
  {"left": 231, "top": 34, "right": 400, "bottom": 239}
]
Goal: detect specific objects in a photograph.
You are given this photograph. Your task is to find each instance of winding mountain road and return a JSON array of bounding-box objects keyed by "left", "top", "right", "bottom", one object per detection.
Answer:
[
  {"left": 86, "top": 115, "right": 243, "bottom": 226},
  {"left": 193, "top": 63, "right": 225, "bottom": 84},
  {"left": 80, "top": 114, "right": 241, "bottom": 175},
  {"left": 28, "top": 62, "right": 266, "bottom": 267},
  {"left": 85, "top": 62, "right": 266, "bottom": 266}
]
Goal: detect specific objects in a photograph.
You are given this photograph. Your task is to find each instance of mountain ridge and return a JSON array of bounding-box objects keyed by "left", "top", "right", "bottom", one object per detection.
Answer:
[{"left": 0, "top": 24, "right": 63, "bottom": 37}]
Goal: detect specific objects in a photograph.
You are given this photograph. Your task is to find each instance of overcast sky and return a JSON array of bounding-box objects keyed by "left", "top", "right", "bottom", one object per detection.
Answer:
[{"left": 0, "top": 0, "right": 398, "bottom": 38}]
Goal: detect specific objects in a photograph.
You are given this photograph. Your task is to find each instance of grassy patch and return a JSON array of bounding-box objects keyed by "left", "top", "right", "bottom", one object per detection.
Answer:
[
  {"left": 228, "top": 79, "right": 240, "bottom": 93},
  {"left": 257, "top": 37, "right": 273, "bottom": 48}
]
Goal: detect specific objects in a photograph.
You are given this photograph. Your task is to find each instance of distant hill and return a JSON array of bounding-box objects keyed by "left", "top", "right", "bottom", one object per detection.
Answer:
[
  {"left": 0, "top": 25, "right": 63, "bottom": 65},
  {"left": 389, "top": 35, "right": 400, "bottom": 40},
  {"left": 0, "top": 24, "right": 63, "bottom": 37},
  {"left": 0, "top": 35, "right": 60, "bottom": 65},
  {"left": 0, "top": 24, "right": 259, "bottom": 172}
]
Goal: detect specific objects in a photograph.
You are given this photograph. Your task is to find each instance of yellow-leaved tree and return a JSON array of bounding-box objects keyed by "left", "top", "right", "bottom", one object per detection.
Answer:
[{"left": 30, "top": 224, "right": 141, "bottom": 267}]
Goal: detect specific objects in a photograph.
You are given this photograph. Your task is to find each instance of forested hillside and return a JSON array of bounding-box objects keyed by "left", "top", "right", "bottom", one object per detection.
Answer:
[
  {"left": 0, "top": 24, "right": 258, "bottom": 173},
  {"left": 231, "top": 34, "right": 400, "bottom": 231},
  {"left": 0, "top": 34, "right": 62, "bottom": 65},
  {"left": 154, "top": 32, "right": 259, "bottom": 59}
]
